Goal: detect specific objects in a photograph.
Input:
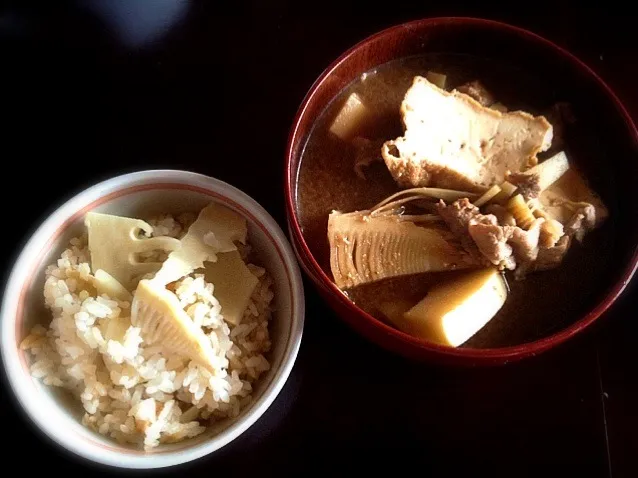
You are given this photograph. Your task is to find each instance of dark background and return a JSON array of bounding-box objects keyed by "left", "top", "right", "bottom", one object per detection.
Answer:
[{"left": 1, "top": 2, "right": 637, "bottom": 476}]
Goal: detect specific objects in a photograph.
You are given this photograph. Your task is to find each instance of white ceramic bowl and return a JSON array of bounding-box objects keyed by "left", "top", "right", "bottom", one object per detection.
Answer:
[{"left": 1, "top": 170, "right": 305, "bottom": 469}]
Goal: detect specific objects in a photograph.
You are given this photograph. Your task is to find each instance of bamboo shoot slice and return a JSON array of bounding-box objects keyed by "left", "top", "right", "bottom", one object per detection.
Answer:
[
  {"left": 85, "top": 212, "right": 181, "bottom": 290},
  {"left": 523, "top": 151, "right": 570, "bottom": 191},
  {"left": 474, "top": 185, "right": 502, "bottom": 207},
  {"left": 507, "top": 194, "right": 536, "bottom": 230},
  {"left": 491, "top": 181, "right": 518, "bottom": 204},
  {"left": 94, "top": 269, "right": 133, "bottom": 303},
  {"left": 425, "top": 71, "right": 447, "bottom": 89},
  {"left": 329, "top": 93, "right": 370, "bottom": 141},
  {"left": 101, "top": 316, "right": 132, "bottom": 342},
  {"left": 131, "top": 279, "right": 220, "bottom": 372},
  {"left": 378, "top": 300, "right": 414, "bottom": 329},
  {"left": 203, "top": 251, "right": 258, "bottom": 325},
  {"left": 328, "top": 211, "right": 474, "bottom": 289},
  {"left": 398, "top": 268, "right": 507, "bottom": 347},
  {"left": 153, "top": 203, "right": 247, "bottom": 285}
]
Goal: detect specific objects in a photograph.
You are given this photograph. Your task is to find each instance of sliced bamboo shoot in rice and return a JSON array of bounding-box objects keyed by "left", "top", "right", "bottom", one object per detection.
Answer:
[
  {"left": 85, "top": 212, "right": 181, "bottom": 290},
  {"left": 398, "top": 268, "right": 507, "bottom": 346},
  {"left": 101, "top": 315, "right": 132, "bottom": 342},
  {"left": 131, "top": 279, "right": 219, "bottom": 372},
  {"left": 93, "top": 269, "right": 133, "bottom": 303},
  {"left": 131, "top": 202, "right": 250, "bottom": 373},
  {"left": 329, "top": 92, "right": 371, "bottom": 141},
  {"left": 153, "top": 203, "right": 247, "bottom": 285},
  {"left": 204, "top": 251, "right": 259, "bottom": 325},
  {"left": 328, "top": 211, "right": 474, "bottom": 289}
]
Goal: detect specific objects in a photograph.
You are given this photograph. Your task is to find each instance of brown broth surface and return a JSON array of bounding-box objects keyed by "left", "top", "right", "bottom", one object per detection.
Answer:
[{"left": 295, "top": 54, "right": 616, "bottom": 348}]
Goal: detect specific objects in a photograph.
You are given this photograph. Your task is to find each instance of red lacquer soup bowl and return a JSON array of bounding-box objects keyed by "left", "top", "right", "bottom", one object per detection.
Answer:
[{"left": 284, "top": 17, "right": 638, "bottom": 366}]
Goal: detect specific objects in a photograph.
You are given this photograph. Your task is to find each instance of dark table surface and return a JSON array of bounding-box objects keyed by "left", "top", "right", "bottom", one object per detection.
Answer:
[{"left": 1, "top": 2, "right": 637, "bottom": 476}]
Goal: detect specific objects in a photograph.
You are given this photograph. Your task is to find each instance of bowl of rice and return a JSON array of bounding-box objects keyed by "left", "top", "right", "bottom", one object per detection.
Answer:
[{"left": 1, "top": 170, "right": 305, "bottom": 469}]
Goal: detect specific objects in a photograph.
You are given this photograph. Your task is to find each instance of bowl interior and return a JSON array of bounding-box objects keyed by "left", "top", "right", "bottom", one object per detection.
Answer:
[
  {"left": 17, "top": 186, "right": 295, "bottom": 457},
  {"left": 287, "top": 18, "right": 638, "bottom": 359}
]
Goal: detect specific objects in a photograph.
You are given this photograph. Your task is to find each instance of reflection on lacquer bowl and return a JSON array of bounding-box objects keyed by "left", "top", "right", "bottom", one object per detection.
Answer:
[
  {"left": 1, "top": 170, "right": 304, "bottom": 468},
  {"left": 285, "top": 17, "right": 638, "bottom": 366}
]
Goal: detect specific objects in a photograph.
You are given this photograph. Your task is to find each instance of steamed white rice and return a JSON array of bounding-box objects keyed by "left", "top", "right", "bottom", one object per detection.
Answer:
[{"left": 20, "top": 214, "right": 274, "bottom": 449}]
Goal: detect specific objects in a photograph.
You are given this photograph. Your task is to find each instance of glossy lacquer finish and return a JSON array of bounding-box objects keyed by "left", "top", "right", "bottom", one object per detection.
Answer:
[{"left": 285, "top": 17, "right": 638, "bottom": 366}]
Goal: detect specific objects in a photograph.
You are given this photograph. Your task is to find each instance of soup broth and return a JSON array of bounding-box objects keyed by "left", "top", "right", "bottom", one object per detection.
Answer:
[{"left": 296, "top": 54, "right": 616, "bottom": 348}]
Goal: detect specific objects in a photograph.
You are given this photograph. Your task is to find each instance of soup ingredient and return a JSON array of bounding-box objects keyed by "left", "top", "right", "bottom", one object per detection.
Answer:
[
  {"left": 85, "top": 212, "right": 181, "bottom": 289},
  {"left": 377, "top": 299, "right": 414, "bottom": 328},
  {"left": 502, "top": 151, "right": 605, "bottom": 244},
  {"left": 395, "top": 268, "right": 507, "bottom": 346},
  {"left": 437, "top": 198, "right": 547, "bottom": 271},
  {"left": 485, "top": 204, "right": 516, "bottom": 226},
  {"left": 507, "top": 194, "right": 537, "bottom": 230},
  {"left": 436, "top": 198, "right": 491, "bottom": 264},
  {"left": 491, "top": 180, "right": 518, "bottom": 204},
  {"left": 564, "top": 204, "right": 599, "bottom": 241},
  {"left": 428, "top": 149, "right": 602, "bottom": 275},
  {"left": 131, "top": 279, "right": 220, "bottom": 372},
  {"left": 473, "top": 216, "right": 544, "bottom": 268},
  {"left": 456, "top": 80, "right": 495, "bottom": 106},
  {"left": 508, "top": 151, "right": 570, "bottom": 202},
  {"left": 204, "top": 251, "right": 259, "bottom": 325},
  {"left": 371, "top": 186, "right": 478, "bottom": 211},
  {"left": 437, "top": 194, "right": 572, "bottom": 280},
  {"left": 353, "top": 137, "right": 384, "bottom": 179},
  {"left": 508, "top": 174, "right": 541, "bottom": 202},
  {"left": 153, "top": 203, "right": 247, "bottom": 285},
  {"left": 329, "top": 92, "right": 371, "bottom": 141},
  {"left": 539, "top": 219, "right": 565, "bottom": 248},
  {"left": 491, "top": 102, "right": 508, "bottom": 113},
  {"left": 328, "top": 210, "right": 474, "bottom": 289},
  {"left": 540, "top": 168, "right": 608, "bottom": 240},
  {"left": 474, "top": 185, "right": 502, "bottom": 207},
  {"left": 300, "top": 57, "right": 613, "bottom": 347},
  {"left": 531, "top": 235, "right": 571, "bottom": 271},
  {"left": 425, "top": 71, "right": 447, "bottom": 89},
  {"left": 520, "top": 151, "right": 570, "bottom": 192},
  {"left": 381, "top": 76, "right": 553, "bottom": 191}
]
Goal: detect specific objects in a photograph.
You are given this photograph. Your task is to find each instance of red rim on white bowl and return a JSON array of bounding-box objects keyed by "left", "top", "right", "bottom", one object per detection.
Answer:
[{"left": 1, "top": 170, "right": 305, "bottom": 468}]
